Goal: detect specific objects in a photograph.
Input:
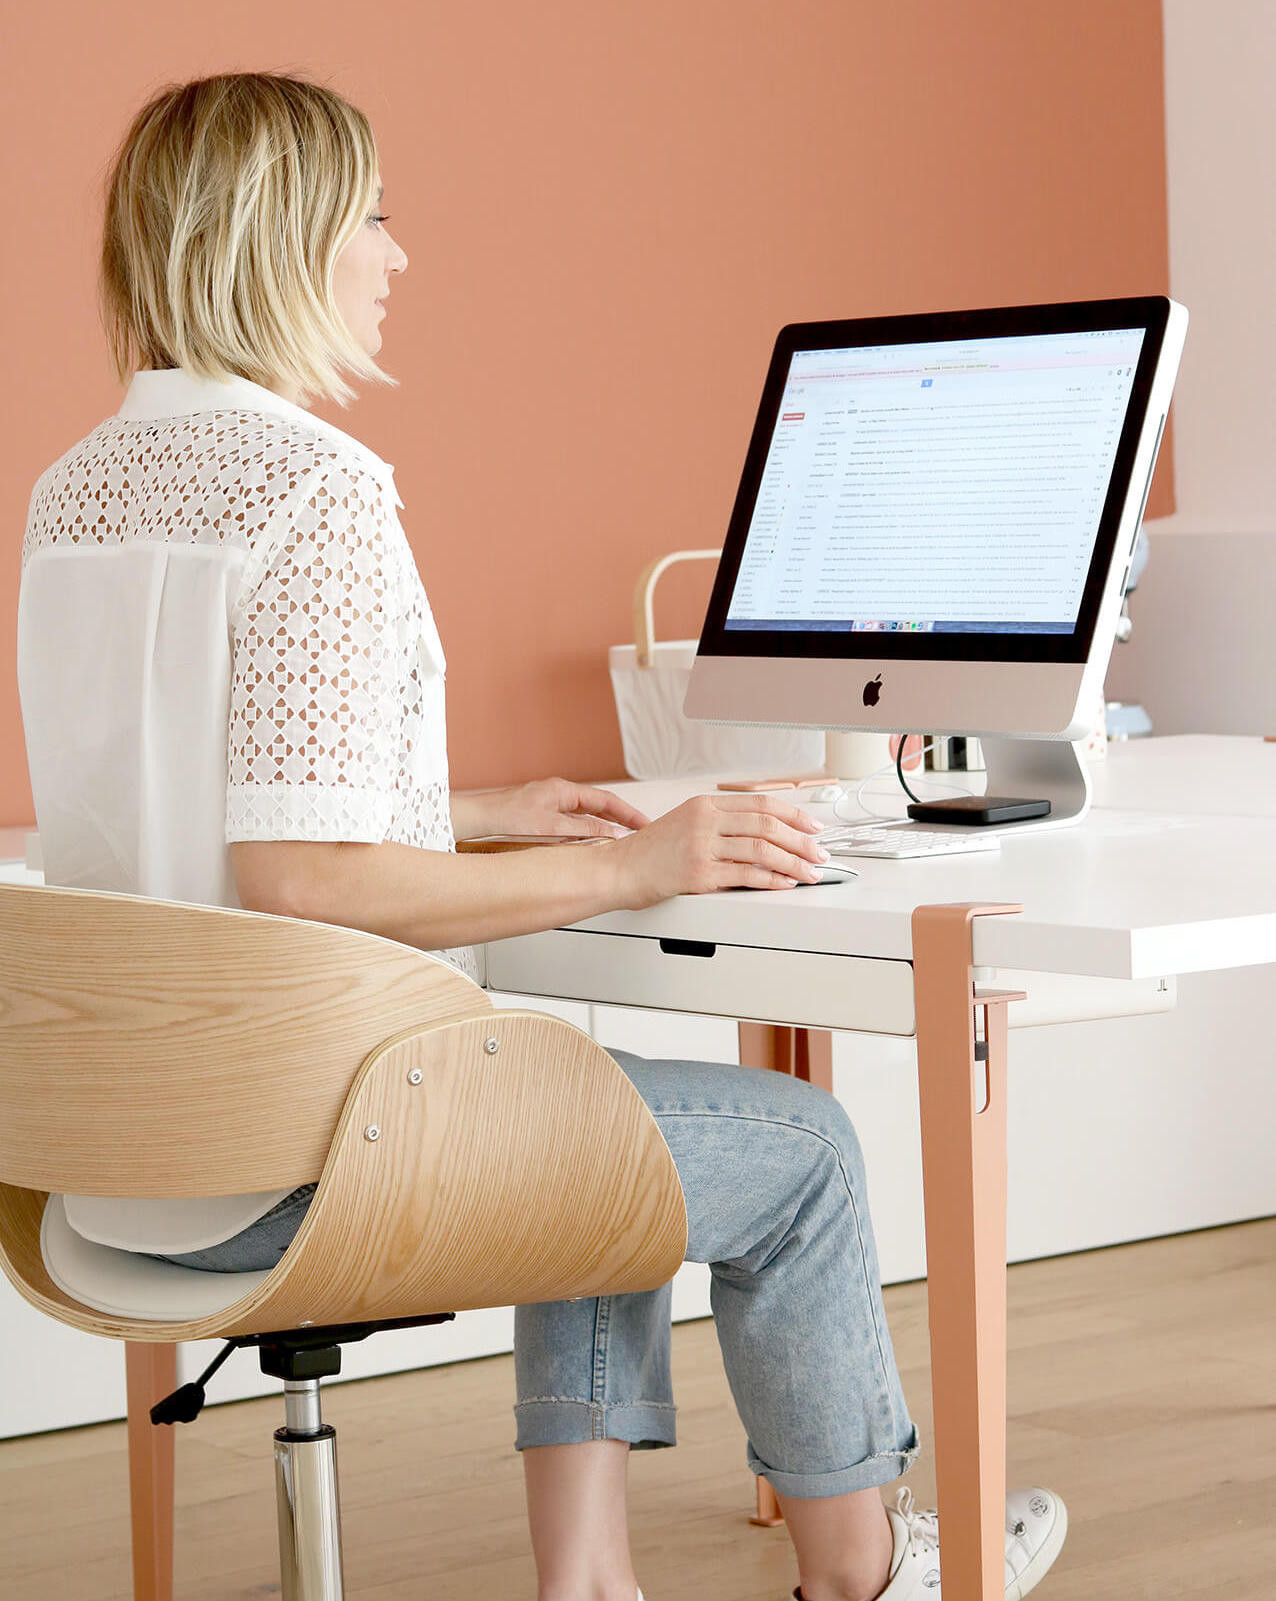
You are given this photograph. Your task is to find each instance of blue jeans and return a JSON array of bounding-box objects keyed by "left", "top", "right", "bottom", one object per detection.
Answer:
[{"left": 150, "top": 1048, "right": 920, "bottom": 1499}]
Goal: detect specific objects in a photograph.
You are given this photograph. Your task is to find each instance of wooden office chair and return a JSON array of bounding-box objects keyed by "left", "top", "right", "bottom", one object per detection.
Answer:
[{"left": 0, "top": 882, "right": 688, "bottom": 1600}]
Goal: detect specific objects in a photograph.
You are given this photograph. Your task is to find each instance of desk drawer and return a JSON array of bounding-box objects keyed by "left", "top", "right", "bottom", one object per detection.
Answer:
[{"left": 486, "top": 929, "right": 917, "bottom": 1035}]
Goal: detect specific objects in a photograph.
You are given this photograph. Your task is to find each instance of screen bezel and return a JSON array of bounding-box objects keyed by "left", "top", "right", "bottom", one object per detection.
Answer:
[{"left": 695, "top": 296, "right": 1172, "bottom": 666}]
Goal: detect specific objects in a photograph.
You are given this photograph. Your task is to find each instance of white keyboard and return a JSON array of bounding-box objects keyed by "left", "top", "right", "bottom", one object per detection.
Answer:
[{"left": 820, "top": 824, "right": 1002, "bottom": 860}]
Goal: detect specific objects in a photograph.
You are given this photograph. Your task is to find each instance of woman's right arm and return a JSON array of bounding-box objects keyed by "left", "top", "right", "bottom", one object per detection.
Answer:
[{"left": 230, "top": 792, "right": 829, "bottom": 952}]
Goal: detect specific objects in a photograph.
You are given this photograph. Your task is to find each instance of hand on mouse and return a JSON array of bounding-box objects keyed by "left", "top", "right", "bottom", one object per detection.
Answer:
[{"left": 611, "top": 792, "right": 829, "bottom": 908}]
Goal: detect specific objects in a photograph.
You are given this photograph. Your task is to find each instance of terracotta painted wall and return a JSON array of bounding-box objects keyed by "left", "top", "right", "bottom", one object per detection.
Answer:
[{"left": 1, "top": 0, "right": 1172, "bottom": 825}]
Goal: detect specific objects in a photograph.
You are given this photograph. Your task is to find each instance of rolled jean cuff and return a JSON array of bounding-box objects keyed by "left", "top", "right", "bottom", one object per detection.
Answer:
[
  {"left": 749, "top": 1421, "right": 921, "bottom": 1499},
  {"left": 514, "top": 1398, "right": 678, "bottom": 1453}
]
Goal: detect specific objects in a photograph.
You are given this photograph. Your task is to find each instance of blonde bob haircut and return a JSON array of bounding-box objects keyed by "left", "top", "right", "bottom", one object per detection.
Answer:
[{"left": 100, "top": 71, "right": 392, "bottom": 408}]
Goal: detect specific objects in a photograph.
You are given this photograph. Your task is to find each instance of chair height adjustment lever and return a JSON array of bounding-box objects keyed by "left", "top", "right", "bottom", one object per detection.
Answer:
[{"left": 150, "top": 1339, "right": 237, "bottom": 1426}]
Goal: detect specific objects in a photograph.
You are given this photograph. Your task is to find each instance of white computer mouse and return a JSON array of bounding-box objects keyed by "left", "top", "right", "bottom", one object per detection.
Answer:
[{"left": 802, "top": 862, "right": 860, "bottom": 886}]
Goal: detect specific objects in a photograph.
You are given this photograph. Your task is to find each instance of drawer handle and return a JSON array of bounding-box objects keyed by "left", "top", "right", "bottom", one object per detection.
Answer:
[{"left": 658, "top": 938, "right": 717, "bottom": 959}]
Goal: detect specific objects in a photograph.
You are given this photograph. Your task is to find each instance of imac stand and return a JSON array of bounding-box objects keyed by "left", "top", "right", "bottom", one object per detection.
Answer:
[
  {"left": 907, "top": 735, "right": 1092, "bottom": 833},
  {"left": 981, "top": 735, "right": 1092, "bottom": 830}
]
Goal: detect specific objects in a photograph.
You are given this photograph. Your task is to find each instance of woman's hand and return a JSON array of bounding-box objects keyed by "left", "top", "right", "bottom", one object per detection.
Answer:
[
  {"left": 451, "top": 777, "right": 650, "bottom": 841},
  {"left": 610, "top": 792, "right": 829, "bottom": 908},
  {"left": 237, "top": 788, "right": 829, "bottom": 954}
]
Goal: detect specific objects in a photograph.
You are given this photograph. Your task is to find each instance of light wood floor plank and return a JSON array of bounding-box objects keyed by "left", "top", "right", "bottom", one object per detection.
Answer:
[{"left": 0, "top": 1217, "right": 1272, "bottom": 1599}]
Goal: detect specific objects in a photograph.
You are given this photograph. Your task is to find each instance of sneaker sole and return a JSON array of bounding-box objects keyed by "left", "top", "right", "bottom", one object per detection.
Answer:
[{"left": 1007, "top": 1496, "right": 1069, "bottom": 1601}]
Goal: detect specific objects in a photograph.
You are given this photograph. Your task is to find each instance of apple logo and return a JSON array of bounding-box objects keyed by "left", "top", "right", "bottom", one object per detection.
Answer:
[{"left": 862, "top": 674, "right": 883, "bottom": 708}]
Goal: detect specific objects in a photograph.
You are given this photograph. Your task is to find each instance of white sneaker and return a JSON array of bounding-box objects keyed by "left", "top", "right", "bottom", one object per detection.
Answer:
[
  {"left": 793, "top": 1486, "right": 1068, "bottom": 1600},
  {"left": 863, "top": 1485, "right": 1068, "bottom": 1600}
]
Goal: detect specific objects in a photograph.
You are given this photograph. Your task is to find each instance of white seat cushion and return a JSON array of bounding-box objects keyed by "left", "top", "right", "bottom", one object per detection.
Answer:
[
  {"left": 62, "top": 1187, "right": 296, "bottom": 1254},
  {"left": 41, "top": 1194, "right": 271, "bottom": 1321}
]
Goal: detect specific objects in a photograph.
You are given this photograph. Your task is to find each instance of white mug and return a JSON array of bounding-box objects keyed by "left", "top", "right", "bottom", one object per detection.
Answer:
[{"left": 825, "top": 730, "right": 894, "bottom": 781}]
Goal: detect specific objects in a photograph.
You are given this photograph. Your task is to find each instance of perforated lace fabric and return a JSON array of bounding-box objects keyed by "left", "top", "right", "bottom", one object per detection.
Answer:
[{"left": 23, "top": 401, "right": 479, "bottom": 982}]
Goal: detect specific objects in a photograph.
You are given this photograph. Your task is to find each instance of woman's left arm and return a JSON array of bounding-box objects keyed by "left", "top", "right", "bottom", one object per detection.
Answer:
[{"left": 450, "top": 777, "right": 649, "bottom": 842}]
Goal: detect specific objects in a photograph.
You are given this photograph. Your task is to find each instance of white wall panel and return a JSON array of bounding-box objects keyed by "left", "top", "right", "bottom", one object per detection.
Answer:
[
  {"left": 1105, "top": 531, "right": 1276, "bottom": 734},
  {"left": 1105, "top": 7, "right": 1276, "bottom": 732},
  {"left": 1154, "top": 1, "right": 1276, "bottom": 535}
]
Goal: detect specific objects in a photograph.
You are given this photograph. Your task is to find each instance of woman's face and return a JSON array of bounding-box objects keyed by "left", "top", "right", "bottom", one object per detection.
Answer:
[{"left": 331, "top": 173, "right": 408, "bottom": 357}]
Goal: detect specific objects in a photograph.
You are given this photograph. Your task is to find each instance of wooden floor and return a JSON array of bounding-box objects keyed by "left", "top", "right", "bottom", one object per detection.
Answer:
[{"left": 2, "top": 1216, "right": 1273, "bottom": 1600}]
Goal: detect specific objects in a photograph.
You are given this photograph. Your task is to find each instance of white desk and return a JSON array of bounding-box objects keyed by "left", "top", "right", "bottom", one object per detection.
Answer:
[
  {"left": 492, "top": 737, "right": 1276, "bottom": 986},
  {"left": 484, "top": 735, "right": 1276, "bottom": 1601}
]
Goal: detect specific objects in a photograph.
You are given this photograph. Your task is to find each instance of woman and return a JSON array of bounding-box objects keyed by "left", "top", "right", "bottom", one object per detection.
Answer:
[{"left": 17, "top": 72, "right": 1067, "bottom": 1601}]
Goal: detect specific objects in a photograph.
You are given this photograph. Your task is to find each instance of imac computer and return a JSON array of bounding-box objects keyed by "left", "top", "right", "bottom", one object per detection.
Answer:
[{"left": 684, "top": 297, "right": 1188, "bottom": 829}]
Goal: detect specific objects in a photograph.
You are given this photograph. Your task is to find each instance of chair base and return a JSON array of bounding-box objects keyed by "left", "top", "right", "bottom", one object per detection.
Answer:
[
  {"left": 137, "top": 1315, "right": 457, "bottom": 1601},
  {"left": 255, "top": 1325, "right": 455, "bottom": 1601},
  {"left": 275, "top": 1407, "right": 345, "bottom": 1601}
]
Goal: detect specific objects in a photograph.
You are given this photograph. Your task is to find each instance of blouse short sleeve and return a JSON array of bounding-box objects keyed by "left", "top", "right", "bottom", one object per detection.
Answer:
[{"left": 225, "top": 456, "right": 413, "bottom": 843}]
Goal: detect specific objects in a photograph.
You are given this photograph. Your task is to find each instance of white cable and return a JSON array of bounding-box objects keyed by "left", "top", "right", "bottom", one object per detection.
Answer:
[{"left": 829, "top": 740, "right": 976, "bottom": 827}]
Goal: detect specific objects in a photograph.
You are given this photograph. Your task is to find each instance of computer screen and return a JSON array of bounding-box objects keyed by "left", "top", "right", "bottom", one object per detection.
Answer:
[
  {"left": 686, "top": 297, "right": 1186, "bottom": 743},
  {"left": 724, "top": 328, "right": 1146, "bottom": 639}
]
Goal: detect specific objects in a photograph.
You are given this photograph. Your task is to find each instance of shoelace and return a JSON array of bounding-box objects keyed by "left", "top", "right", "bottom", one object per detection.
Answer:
[
  {"left": 893, "top": 1487, "right": 941, "bottom": 1555},
  {"left": 893, "top": 1486, "right": 1028, "bottom": 1558}
]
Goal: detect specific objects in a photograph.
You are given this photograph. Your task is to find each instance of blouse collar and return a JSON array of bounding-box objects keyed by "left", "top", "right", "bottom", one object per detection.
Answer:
[{"left": 117, "top": 368, "right": 403, "bottom": 507}]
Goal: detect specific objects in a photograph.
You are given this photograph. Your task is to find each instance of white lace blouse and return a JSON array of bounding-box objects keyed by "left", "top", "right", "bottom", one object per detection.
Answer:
[{"left": 17, "top": 366, "right": 481, "bottom": 1254}]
